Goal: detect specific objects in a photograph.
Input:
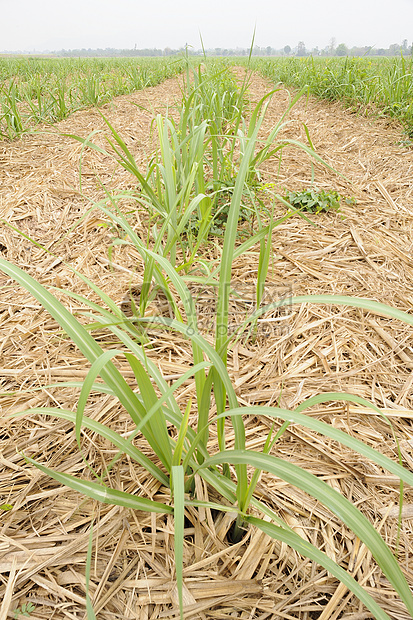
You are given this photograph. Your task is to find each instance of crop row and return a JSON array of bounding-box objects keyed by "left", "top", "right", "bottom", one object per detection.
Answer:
[
  {"left": 3, "top": 54, "right": 413, "bottom": 142},
  {"left": 246, "top": 55, "right": 413, "bottom": 138},
  {"left": 0, "top": 56, "right": 186, "bottom": 140},
  {"left": 2, "top": 61, "right": 413, "bottom": 619}
]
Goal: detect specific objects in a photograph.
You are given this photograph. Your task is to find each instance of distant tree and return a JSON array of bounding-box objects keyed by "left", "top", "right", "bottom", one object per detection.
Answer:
[
  {"left": 328, "top": 37, "right": 336, "bottom": 56},
  {"left": 266, "top": 46, "right": 272, "bottom": 55},
  {"left": 389, "top": 43, "right": 401, "bottom": 55},
  {"left": 297, "top": 41, "right": 306, "bottom": 56},
  {"left": 335, "top": 43, "right": 348, "bottom": 56},
  {"left": 283, "top": 44, "right": 291, "bottom": 55},
  {"left": 402, "top": 40, "right": 413, "bottom": 55}
]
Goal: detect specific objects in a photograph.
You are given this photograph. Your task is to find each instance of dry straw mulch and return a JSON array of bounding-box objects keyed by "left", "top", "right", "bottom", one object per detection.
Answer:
[{"left": 1, "top": 69, "right": 413, "bottom": 619}]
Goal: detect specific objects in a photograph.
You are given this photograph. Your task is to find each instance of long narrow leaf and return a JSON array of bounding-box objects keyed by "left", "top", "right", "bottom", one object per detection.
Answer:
[
  {"left": 246, "top": 516, "right": 391, "bottom": 620},
  {"left": 25, "top": 455, "right": 172, "bottom": 513},
  {"left": 0, "top": 257, "right": 173, "bottom": 467},
  {"left": 13, "top": 407, "right": 168, "bottom": 485},
  {"left": 201, "top": 449, "right": 413, "bottom": 616},
  {"left": 76, "top": 349, "right": 125, "bottom": 449},
  {"left": 125, "top": 353, "right": 172, "bottom": 469},
  {"left": 216, "top": 406, "right": 413, "bottom": 486}
]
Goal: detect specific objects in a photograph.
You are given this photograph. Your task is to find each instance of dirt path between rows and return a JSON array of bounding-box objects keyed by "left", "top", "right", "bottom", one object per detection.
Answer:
[{"left": 1, "top": 71, "right": 413, "bottom": 619}]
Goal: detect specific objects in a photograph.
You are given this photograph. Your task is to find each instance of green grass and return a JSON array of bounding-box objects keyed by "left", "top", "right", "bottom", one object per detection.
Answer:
[{"left": 2, "top": 60, "right": 413, "bottom": 620}]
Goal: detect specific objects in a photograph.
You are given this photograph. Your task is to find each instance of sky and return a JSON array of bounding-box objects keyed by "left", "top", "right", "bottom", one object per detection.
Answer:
[{"left": 1, "top": 0, "right": 412, "bottom": 52}]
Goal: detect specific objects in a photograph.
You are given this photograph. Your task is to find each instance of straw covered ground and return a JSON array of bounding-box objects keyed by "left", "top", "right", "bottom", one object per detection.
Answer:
[{"left": 1, "top": 70, "right": 413, "bottom": 619}]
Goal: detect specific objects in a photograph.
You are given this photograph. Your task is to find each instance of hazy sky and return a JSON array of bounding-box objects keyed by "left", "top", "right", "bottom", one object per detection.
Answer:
[{"left": 1, "top": 0, "right": 412, "bottom": 52}]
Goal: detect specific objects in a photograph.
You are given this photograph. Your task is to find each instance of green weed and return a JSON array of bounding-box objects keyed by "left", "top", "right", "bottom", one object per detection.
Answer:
[
  {"left": 284, "top": 187, "right": 355, "bottom": 213},
  {"left": 13, "top": 602, "right": 36, "bottom": 618}
]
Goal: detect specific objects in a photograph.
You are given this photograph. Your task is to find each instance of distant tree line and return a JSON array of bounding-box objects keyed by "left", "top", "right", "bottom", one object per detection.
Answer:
[
  {"left": 280, "top": 38, "right": 413, "bottom": 58},
  {"left": 55, "top": 39, "right": 413, "bottom": 57},
  {"left": 3, "top": 39, "right": 412, "bottom": 58}
]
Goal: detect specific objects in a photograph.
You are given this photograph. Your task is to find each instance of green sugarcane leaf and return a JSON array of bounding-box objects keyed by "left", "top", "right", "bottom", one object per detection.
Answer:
[
  {"left": 246, "top": 516, "right": 391, "bottom": 620},
  {"left": 201, "top": 449, "right": 413, "bottom": 616},
  {"left": 24, "top": 455, "right": 172, "bottom": 514}
]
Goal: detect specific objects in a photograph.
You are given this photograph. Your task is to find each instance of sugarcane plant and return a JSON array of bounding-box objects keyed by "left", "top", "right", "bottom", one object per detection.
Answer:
[{"left": 2, "top": 61, "right": 413, "bottom": 620}]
